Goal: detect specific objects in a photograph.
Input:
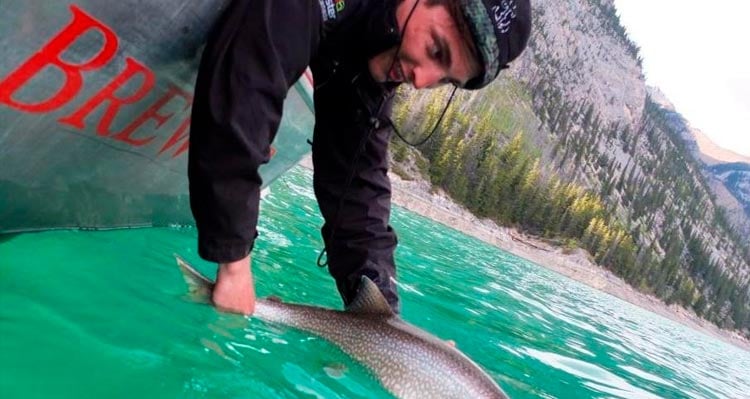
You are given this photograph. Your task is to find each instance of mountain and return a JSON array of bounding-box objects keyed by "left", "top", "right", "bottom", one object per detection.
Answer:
[
  {"left": 392, "top": 0, "right": 750, "bottom": 335},
  {"left": 692, "top": 130, "right": 750, "bottom": 166},
  {"left": 645, "top": 87, "right": 750, "bottom": 166},
  {"left": 646, "top": 87, "right": 750, "bottom": 237},
  {"left": 708, "top": 163, "right": 750, "bottom": 215}
]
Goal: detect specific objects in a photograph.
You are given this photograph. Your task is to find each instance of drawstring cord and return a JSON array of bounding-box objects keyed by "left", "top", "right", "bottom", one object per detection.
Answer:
[
  {"left": 316, "top": 0, "right": 456, "bottom": 267},
  {"left": 388, "top": 85, "right": 456, "bottom": 147}
]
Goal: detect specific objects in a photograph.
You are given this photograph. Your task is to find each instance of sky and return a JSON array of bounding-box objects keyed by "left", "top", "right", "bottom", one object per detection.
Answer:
[{"left": 612, "top": 0, "right": 750, "bottom": 157}]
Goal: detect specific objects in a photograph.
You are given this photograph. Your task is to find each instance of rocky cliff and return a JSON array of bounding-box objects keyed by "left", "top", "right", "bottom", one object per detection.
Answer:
[{"left": 510, "top": 0, "right": 645, "bottom": 127}]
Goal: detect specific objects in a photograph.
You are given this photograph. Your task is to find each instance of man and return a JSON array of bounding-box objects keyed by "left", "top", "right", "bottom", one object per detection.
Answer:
[{"left": 188, "top": 0, "right": 531, "bottom": 315}]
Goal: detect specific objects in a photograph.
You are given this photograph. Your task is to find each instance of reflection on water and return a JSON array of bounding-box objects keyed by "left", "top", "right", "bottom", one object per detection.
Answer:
[{"left": 1, "top": 166, "right": 749, "bottom": 399}]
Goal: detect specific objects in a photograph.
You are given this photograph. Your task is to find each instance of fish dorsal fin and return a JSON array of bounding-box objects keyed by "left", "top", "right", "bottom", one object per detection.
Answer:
[
  {"left": 174, "top": 254, "right": 215, "bottom": 303},
  {"left": 345, "top": 276, "right": 394, "bottom": 316}
]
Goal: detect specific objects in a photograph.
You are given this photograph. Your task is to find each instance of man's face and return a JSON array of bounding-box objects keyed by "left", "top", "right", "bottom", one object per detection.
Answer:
[{"left": 369, "top": 0, "right": 480, "bottom": 89}]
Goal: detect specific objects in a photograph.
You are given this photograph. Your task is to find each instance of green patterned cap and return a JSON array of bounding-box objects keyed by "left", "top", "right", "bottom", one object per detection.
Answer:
[{"left": 459, "top": 0, "right": 532, "bottom": 89}]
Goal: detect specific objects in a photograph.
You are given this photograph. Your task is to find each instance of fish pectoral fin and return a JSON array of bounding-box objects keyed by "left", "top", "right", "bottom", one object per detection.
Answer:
[
  {"left": 174, "top": 254, "right": 215, "bottom": 303},
  {"left": 345, "top": 276, "right": 395, "bottom": 316}
]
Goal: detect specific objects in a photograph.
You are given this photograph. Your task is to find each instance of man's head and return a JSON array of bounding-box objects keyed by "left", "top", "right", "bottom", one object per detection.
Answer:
[{"left": 369, "top": 0, "right": 531, "bottom": 90}]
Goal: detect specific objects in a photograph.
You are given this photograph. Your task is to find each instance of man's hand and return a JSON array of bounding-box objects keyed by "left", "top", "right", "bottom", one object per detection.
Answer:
[{"left": 212, "top": 255, "right": 255, "bottom": 315}]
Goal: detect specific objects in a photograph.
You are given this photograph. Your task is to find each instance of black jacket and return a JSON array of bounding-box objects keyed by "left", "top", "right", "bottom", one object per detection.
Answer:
[{"left": 189, "top": 0, "right": 402, "bottom": 310}]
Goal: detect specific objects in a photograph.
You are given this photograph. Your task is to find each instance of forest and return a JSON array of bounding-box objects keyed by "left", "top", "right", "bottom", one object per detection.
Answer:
[{"left": 391, "top": 85, "right": 750, "bottom": 336}]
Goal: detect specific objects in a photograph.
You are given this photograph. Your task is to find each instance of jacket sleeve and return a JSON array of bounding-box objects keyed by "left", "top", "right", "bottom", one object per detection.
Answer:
[
  {"left": 188, "top": 0, "right": 320, "bottom": 262},
  {"left": 310, "top": 71, "right": 400, "bottom": 310}
]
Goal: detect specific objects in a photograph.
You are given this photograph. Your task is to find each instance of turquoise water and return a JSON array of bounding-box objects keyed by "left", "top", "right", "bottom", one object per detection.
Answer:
[{"left": 1, "top": 166, "right": 749, "bottom": 399}]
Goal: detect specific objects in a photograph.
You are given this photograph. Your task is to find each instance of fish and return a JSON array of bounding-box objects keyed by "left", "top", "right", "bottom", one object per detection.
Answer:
[{"left": 175, "top": 255, "right": 509, "bottom": 399}]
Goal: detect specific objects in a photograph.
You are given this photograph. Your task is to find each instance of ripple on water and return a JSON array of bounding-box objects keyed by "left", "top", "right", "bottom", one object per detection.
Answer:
[
  {"left": 498, "top": 343, "right": 524, "bottom": 358},
  {"left": 473, "top": 286, "right": 491, "bottom": 295},
  {"left": 282, "top": 362, "right": 344, "bottom": 399},
  {"left": 594, "top": 337, "right": 632, "bottom": 356},
  {"left": 256, "top": 225, "right": 293, "bottom": 248},
  {"left": 618, "top": 365, "right": 675, "bottom": 388},
  {"left": 522, "top": 347, "right": 662, "bottom": 399},
  {"left": 565, "top": 338, "right": 595, "bottom": 357},
  {"left": 323, "top": 363, "right": 348, "bottom": 379},
  {"left": 394, "top": 280, "right": 425, "bottom": 297}
]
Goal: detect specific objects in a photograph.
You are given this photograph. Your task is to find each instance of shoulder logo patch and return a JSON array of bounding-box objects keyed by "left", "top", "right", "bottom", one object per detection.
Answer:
[{"left": 319, "top": 0, "right": 345, "bottom": 22}]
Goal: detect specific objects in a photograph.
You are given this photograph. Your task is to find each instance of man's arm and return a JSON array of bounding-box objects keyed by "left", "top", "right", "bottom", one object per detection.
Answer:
[
  {"left": 188, "top": 0, "right": 320, "bottom": 313},
  {"left": 310, "top": 72, "right": 400, "bottom": 312}
]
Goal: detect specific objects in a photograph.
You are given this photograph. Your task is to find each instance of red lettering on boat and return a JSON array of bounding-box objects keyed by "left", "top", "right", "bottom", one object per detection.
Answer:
[
  {"left": 112, "top": 85, "right": 191, "bottom": 146},
  {"left": 0, "top": 5, "right": 118, "bottom": 112},
  {"left": 158, "top": 116, "right": 191, "bottom": 158},
  {"left": 58, "top": 58, "right": 156, "bottom": 138}
]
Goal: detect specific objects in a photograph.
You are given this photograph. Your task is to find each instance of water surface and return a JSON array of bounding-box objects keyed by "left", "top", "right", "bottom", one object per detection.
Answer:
[{"left": 1, "top": 167, "right": 748, "bottom": 398}]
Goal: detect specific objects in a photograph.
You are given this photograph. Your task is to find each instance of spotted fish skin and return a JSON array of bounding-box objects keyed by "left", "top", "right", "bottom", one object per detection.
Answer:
[{"left": 176, "top": 255, "right": 509, "bottom": 399}]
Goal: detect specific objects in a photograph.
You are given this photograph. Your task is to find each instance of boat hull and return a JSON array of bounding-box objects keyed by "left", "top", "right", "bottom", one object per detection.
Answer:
[{"left": 0, "top": 1, "right": 315, "bottom": 233}]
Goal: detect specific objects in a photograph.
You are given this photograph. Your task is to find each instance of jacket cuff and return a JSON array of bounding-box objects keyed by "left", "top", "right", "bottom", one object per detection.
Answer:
[{"left": 197, "top": 235, "right": 255, "bottom": 263}]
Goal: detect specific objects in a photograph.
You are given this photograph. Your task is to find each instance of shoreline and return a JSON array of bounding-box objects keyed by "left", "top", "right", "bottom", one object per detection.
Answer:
[
  {"left": 387, "top": 172, "right": 750, "bottom": 352},
  {"left": 296, "top": 157, "right": 750, "bottom": 351}
]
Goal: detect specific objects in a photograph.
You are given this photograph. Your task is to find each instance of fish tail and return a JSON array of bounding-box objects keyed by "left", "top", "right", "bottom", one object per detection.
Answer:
[{"left": 174, "top": 254, "right": 214, "bottom": 303}]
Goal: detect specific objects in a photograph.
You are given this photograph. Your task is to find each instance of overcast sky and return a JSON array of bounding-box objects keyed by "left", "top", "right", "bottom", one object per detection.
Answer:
[{"left": 612, "top": 0, "right": 750, "bottom": 157}]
